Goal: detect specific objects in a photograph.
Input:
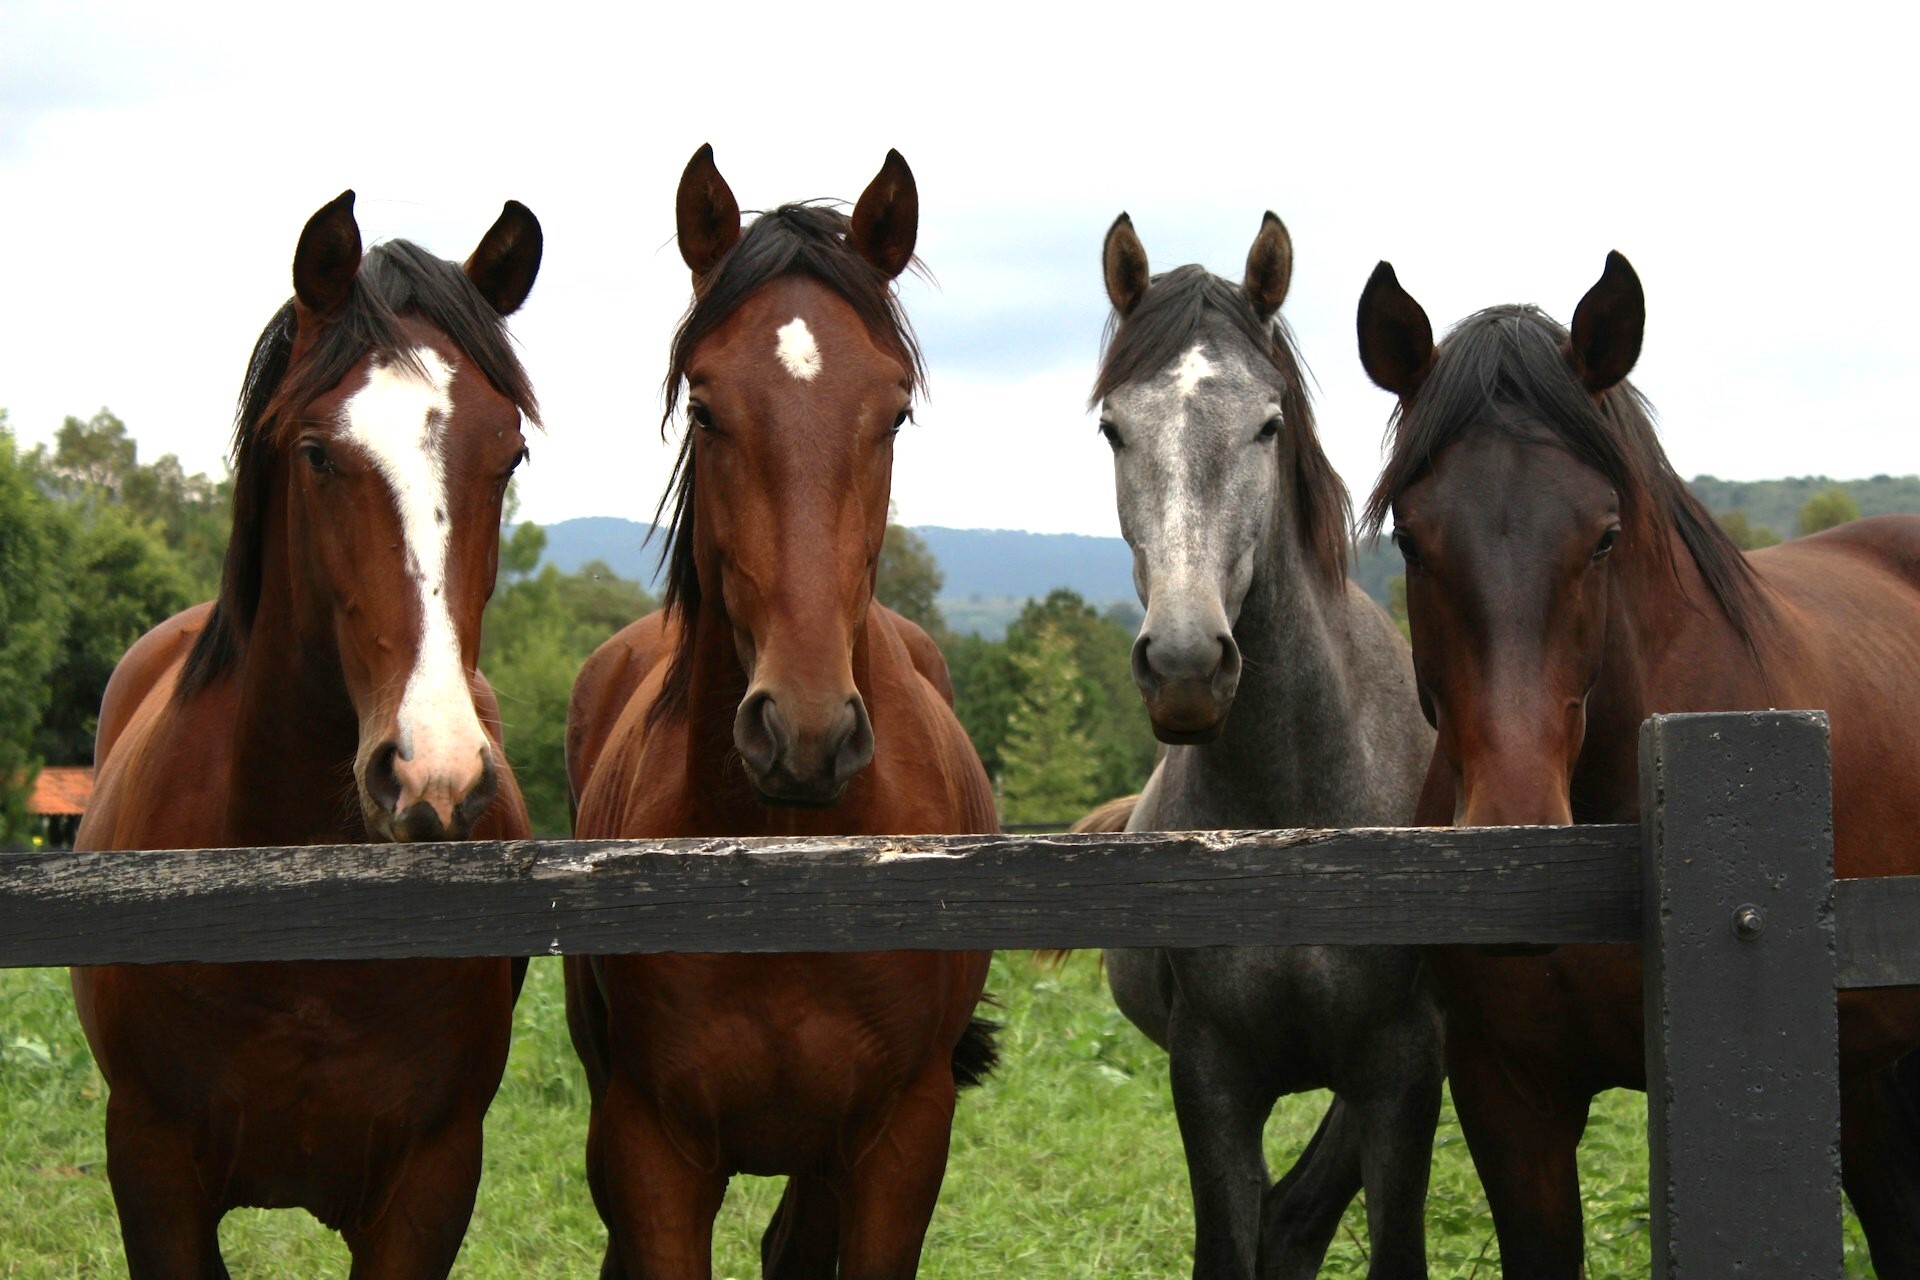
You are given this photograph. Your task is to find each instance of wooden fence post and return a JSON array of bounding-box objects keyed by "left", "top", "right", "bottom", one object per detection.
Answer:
[{"left": 1640, "top": 710, "right": 1841, "bottom": 1278}]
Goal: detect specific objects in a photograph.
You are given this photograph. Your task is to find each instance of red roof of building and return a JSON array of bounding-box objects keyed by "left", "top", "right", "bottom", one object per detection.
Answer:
[{"left": 28, "top": 767, "right": 94, "bottom": 817}]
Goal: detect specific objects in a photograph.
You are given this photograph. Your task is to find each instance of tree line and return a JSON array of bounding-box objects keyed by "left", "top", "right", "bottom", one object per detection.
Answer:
[{"left": 1, "top": 412, "right": 1159, "bottom": 841}]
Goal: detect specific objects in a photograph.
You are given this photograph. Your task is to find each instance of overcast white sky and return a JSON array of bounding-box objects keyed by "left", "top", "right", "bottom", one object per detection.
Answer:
[{"left": 4, "top": 1, "right": 1915, "bottom": 537}]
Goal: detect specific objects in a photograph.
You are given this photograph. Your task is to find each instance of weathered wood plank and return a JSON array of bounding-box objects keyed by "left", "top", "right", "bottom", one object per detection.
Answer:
[
  {"left": 0, "top": 826, "right": 1639, "bottom": 966},
  {"left": 1640, "top": 711, "right": 1842, "bottom": 1279},
  {"left": 1835, "top": 876, "right": 1920, "bottom": 989}
]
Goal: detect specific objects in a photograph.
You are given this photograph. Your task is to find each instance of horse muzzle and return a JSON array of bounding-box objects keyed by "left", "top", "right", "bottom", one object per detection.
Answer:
[
  {"left": 361, "top": 739, "right": 498, "bottom": 841},
  {"left": 734, "top": 688, "right": 876, "bottom": 808},
  {"left": 1132, "top": 628, "right": 1241, "bottom": 744}
]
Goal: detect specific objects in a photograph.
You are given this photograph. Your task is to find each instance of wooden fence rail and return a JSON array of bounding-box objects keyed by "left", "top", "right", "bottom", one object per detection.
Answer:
[{"left": 2, "top": 710, "right": 1915, "bottom": 1277}]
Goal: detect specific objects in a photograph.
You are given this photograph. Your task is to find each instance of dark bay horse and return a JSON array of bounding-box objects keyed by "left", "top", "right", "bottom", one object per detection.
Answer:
[
  {"left": 1093, "top": 214, "right": 1440, "bottom": 1279},
  {"left": 564, "top": 145, "right": 997, "bottom": 1280},
  {"left": 1358, "top": 251, "right": 1920, "bottom": 1276},
  {"left": 71, "top": 191, "right": 542, "bottom": 1278}
]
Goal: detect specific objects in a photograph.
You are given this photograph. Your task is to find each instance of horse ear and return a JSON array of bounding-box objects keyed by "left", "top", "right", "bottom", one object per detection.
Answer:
[
  {"left": 676, "top": 143, "right": 741, "bottom": 280},
  {"left": 293, "top": 190, "right": 362, "bottom": 320},
  {"left": 1103, "top": 213, "right": 1149, "bottom": 317},
  {"left": 1356, "top": 261, "right": 1434, "bottom": 399},
  {"left": 1242, "top": 211, "right": 1292, "bottom": 320},
  {"left": 1568, "top": 251, "right": 1645, "bottom": 393},
  {"left": 464, "top": 200, "right": 543, "bottom": 316},
  {"left": 850, "top": 149, "right": 918, "bottom": 279}
]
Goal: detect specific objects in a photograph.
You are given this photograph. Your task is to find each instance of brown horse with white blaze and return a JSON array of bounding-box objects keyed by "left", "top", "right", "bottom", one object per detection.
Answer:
[
  {"left": 71, "top": 191, "right": 542, "bottom": 1279},
  {"left": 1357, "top": 251, "right": 1920, "bottom": 1277},
  {"left": 564, "top": 146, "right": 996, "bottom": 1280}
]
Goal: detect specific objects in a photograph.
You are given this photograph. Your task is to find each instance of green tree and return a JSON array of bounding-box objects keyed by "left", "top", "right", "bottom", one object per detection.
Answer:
[
  {"left": 17, "top": 411, "right": 210, "bottom": 766},
  {"left": 33, "top": 504, "right": 194, "bottom": 765},
  {"left": 876, "top": 514, "right": 947, "bottom": 641},
  {"left": 997, "top": 620, "right": 1100, "bottom": 824},
  {"left": 947, "top": 632, "right": 1019, "bottom": 778},
  {"left": 1007, "top": 590, "right": 1151, "bottom": 803},
  {"left": 0, "top": 416, "right": 69, "bottom": 841},
  {"left": 948, "top": 589, "right": 1154, "bottom": 813},
  {"left": 1798, "top": 487, "right": 1861, "bottom": 536},
  {"left": 1717, "top": 510, "right": 1782, "bottom": 551},
  {"left": 26, "top": 408, "right": 230, "bottom": 600},
  {"left": 32, "top": 408, "right": 136, "bottom": 497}
]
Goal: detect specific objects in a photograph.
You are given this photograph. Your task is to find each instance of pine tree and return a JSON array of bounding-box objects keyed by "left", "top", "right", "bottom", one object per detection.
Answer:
[{"left": 998, "top": 620, "right": 1100, "bottom": 825}]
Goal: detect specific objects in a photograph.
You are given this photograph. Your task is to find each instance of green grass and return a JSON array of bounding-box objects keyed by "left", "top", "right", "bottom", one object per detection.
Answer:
[{"left": 0, "top": 955, "right": 1878, "bottom": 1276}]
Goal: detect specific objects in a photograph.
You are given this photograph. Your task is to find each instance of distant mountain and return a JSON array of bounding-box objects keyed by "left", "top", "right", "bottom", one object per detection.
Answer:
[
  {"left": 531, "top": 473, "right": 1920, "bottom": 637},
  {"left": 914, "top": 527, "right": 1133, "bottom": 601},
  {"left": 535, "top": 516, "right": 669, "bottom": 588}
]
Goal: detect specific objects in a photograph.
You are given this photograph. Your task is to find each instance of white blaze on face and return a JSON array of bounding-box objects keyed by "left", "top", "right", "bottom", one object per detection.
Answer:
[
  {"left": 340, "top": 349, "right": 488, "bottom": 801},
  {"left": 1172, "top": 344, "right": 1216, "bottom": 400},
  {"left": 776, "top": 316, "right": 822, "bottom": 381}
]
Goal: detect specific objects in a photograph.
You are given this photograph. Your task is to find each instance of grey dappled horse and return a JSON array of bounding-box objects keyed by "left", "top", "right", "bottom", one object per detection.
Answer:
[{"left": 1091, "top": 213, "right": 1440, "bottom": 1280}]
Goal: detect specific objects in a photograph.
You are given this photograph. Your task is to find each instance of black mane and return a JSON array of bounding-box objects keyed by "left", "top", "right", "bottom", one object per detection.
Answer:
[
  {"left": 178, "top": 240, "right": 539, "bottom": 695},
  {"left": 647, "top": 203, "right": 925, "bottom": 730},
  {"left": 1091, "top": 264, "right": 1348, "bottom": 585},
  {"left": 1361, "top": 303, "right": 1766, "bottom": 642}
]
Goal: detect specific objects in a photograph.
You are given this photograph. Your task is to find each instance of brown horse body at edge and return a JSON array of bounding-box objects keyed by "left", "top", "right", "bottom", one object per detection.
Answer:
[
  {"left": 71, "top": 192, "right": 543, "bottom": 1279},
  {"left": 565, "top": 146, "right": 996, "bottom": 1280},
  {"left": 1358, "top": 252, "right": 1920, "bottom": 1277}
]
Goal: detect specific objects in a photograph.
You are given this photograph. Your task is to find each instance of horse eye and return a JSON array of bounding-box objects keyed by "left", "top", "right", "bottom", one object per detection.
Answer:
[
  {"left": 299, "top": 441, "right": 334, "bottom": 475},
  {"left": 1392, "top": 528, "right": 1422, "bottom": 567},
  {"left": 1593, "top": 526, "right": 1621, "bottom": 562},
  {"left": 689, "top": 402, "right": 715, "bottom": 431},
  {"left": 1258, "top": 416, "right": 1282, "bottom": 441},
  {"left": 890, "top": 408, "right": 910, "bottom": 434},
  {"left": 1098, "top": 421, "right": 1123, "bottom": 450}
]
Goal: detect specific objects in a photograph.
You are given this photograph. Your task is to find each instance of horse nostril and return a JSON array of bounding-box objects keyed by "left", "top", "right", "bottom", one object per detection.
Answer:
[
  {"left": 1130, "top": 634, "right": 1160, "bottom": 695},
  {"left": 1216, "top": 635, "right": 1242, "bottom": 689},
  {"left": 452, "top": 749, "right": 498, "bottom": 835},
  {"left": 366, "top": 741, "right": 402, "bottom": 815},
  {"left": 734, "top": 690, "right": 787, "bottom": 777},
  {"left": 832, "top": 697, "right": 875, "bottom": 784}
]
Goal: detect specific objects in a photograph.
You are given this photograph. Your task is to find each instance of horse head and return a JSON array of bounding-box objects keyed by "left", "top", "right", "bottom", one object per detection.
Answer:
[
  {"left": 656, "top": 146, "right": 921, "bottom": 807},
  {"left": 1358, "top": 253, "right": 1651, "bottom": 825},
  {"left": 1092, "top": 212, "right": 1344, "bottom": 743},
  {"left": 193, "top": 191, "right": 542, "bottom": 841}
]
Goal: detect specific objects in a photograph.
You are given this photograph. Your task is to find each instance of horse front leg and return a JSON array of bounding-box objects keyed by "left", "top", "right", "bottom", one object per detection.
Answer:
[
  {"left": 102, "top": 1101, "right": 231, "bottom": 1280},
  {"left": 833, "top": 1072, "right": 958, "bottom": 1280},
  {"left": 342, "top": 1121, "right": 484, "bottom": 1280},
  {"left": 1258, "top": 1096, "right": 1363, "bottom": 1280},
  {"left": 599, "top": 1079, "right": 728, "bottom": 1280},
  {"left": 1841, "top": 1055, "right": 1920, "bottom": 1278},
  {"left": 761, "top": 1173, "right": 839, "bottom": 1280},
  {"left": 1445, "top": 1026, "right": 1589, "bottom": 1279},
  {"left": 1168, "top": 1008, "right": 1279, "bottom": 1280},
  {"left": 1351, "top": 1055, "right": 1442, "bottom": 1280}
]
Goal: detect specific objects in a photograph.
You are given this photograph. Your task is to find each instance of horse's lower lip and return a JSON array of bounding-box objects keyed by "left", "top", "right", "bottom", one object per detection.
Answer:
[
  {"left": 1151, "top": 722, "right": 1225, "bottom": 746},
  {"left": 1143, "top": 691, "right": 1231, "bottom": 743},
  {"left": 746, "top": 774, "right": 848, "bottom": 810}
]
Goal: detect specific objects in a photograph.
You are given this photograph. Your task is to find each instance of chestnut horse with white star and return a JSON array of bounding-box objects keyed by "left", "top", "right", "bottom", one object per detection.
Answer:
[{"left": 565, "top": 146, "right": 996, "bottom": 1280}]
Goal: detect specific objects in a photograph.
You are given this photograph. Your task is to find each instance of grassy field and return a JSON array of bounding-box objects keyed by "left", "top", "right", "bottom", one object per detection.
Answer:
[{"left": 0, "top": 953, "right": 1875, "bottom": 1277}]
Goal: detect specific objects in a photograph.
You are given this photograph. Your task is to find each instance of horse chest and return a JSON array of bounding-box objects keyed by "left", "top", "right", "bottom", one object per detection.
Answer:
[{"left": 600, "top": 952, "right": 960, "bottom": 1170}]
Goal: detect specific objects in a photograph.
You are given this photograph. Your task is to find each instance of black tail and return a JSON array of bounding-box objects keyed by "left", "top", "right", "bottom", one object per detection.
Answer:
[{"left": 952, "top": 1014, "right": 1000, "bottom": 1089}]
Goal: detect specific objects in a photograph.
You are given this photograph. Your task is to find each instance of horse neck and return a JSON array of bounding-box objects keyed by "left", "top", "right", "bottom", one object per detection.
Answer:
[{"left": 222, "top": 480, "right": 366, "bottom": 844}]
